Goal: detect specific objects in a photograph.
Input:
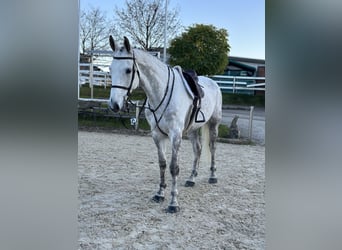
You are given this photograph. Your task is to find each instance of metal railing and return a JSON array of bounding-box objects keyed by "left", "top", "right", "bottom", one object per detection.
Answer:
[{"left": 211, "top": 75, "right": 265, "bottom": 94}]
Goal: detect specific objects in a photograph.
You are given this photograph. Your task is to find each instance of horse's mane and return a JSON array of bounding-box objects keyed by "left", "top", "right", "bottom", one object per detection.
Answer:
[{"left": 133, "top": 48, "right": 167, "bottom": 68}]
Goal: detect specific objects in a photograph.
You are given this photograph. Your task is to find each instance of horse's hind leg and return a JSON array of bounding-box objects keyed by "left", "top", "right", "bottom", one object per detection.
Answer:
[
  {"left": 185, "top": 130, "right": 201, "bottom": 187},
  {"left": 208, "top": 121, "right": 219, "bottom": 184},
  {"left": 152, "top": 135, "right": 167, "bottom": 202}
]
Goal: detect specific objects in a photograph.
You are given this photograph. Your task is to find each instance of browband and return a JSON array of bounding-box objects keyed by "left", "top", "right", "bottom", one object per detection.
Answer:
[{"left": 113, "top": 56, "right": 135, "bottom": 60}]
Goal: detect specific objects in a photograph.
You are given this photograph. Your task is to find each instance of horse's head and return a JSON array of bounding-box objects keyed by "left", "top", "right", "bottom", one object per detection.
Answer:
[{"left": 108, "top": 36, "right": 140, "bottom": 112}]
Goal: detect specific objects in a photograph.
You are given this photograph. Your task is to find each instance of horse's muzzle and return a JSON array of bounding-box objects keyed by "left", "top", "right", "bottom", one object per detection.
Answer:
[{"left": 108, "top": 99, "right": 121, "bottom": 113}]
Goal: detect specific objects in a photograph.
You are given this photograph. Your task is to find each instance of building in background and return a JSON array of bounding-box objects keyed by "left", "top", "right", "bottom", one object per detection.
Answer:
[
  {"left": 220, "top": 56, "right": 265, "bottom": 96},
  {"left": 226, "top": 56, "right": 265, "bottom": 78}
]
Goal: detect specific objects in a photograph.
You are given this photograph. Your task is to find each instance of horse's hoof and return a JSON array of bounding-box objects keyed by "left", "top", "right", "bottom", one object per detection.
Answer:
[
  {"left": 185, "top": 180, "right": 195, "bottom": 187},
  {"left": 167, "top": 205, "right": 180, "bottom": 213},
  {"left": 208, "top": 177, "right": 218, "bottom": 184},
  {"left": 152, "top": 195, "right": 165, "bottom": 202}
]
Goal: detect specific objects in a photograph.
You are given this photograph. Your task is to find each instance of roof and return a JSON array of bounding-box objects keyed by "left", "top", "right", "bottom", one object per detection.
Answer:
[
  {"left": 229, "top": 56, "right": 265, "bottom": 65},
  {"left": 228, "top": 60, "right": 256, "bottom": 73}
]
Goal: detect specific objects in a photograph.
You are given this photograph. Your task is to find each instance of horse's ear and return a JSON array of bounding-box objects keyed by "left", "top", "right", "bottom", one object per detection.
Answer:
[
  {"left": 109, "top": 35, "right": 115, "bottom": 52},
  {"left": 123, "top": 36, "right": 131, "bottom": 53}
]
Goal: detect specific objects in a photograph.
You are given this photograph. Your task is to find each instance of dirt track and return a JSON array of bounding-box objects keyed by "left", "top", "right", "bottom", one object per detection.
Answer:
[{"left": 78, "top": 130, "right": 265, "bottom": 249}]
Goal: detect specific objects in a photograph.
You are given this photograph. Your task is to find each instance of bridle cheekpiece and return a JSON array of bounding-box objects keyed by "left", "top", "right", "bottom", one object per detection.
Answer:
[{"left": 111, "top": 53, "right": 140, "bottom": 97}]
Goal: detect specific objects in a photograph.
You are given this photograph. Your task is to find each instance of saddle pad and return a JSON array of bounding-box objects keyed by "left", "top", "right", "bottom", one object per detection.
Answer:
[
  {"left": 173, "top": 66, "right": 195, "bottom": 99},
  {"left": 173, "top": 66, "right": 206, "bottom": 126}
]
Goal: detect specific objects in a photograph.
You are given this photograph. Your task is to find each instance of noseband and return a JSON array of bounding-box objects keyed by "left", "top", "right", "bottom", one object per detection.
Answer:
[{"left": 111, "top": 53, "right": 140, "bottom": 96}]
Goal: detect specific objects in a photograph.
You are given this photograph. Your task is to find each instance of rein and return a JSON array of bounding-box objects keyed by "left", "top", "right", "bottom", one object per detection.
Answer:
[{"left": 147, "top": 66, "right": 175, "bottom": 136}]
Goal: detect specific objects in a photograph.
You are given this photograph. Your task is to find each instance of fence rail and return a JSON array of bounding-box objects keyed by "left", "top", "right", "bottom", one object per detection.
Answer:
[
  {"left": 211, "top": 75, "right": 265, "bottom": 94},
  {"left": 78, "top": 68, "right": 265, "bottom": 97}
]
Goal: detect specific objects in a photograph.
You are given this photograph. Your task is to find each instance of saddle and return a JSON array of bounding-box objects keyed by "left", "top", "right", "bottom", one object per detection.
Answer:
[
  {"left": 182, "top": 70, "right": 205, "bottom": 124},
  {"left": 182, "top": 70, "right": 204, "bottom": 98}
]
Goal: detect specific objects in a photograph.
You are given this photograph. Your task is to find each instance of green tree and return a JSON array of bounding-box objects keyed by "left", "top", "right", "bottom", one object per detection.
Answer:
[{"left": 168, "top": 24, "right": 230, "bottom": 75}]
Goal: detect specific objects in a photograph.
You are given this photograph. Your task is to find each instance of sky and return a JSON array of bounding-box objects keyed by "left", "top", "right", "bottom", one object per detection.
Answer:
[{"left": 80, "top": 0, "right": 265, "bottom": 59}]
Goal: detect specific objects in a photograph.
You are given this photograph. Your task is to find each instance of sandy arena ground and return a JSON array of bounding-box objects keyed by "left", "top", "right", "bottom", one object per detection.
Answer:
[{"left": 78, "top": 130, "right": 265, "bottom": 249}]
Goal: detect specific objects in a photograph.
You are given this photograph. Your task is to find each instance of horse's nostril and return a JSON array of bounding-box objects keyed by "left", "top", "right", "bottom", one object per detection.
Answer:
[
  {"left": 109, "top": 100, "right": 120, "bottom": 113},
  {"left": 112, "top": 102, "right": 120, "bottom": 112}
]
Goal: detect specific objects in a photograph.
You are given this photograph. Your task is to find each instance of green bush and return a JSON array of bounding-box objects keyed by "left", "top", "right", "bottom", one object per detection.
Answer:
[
  {"left": 218, "top": 124, "right": 230, "bottom": 138},
  {"left": 221, "top": 93, "right": 265, "bottom": 107}
]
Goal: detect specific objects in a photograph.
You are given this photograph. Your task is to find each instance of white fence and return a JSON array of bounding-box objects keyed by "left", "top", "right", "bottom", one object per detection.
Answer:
[
  {"left": 211, "top": 75, "right": 265, "bottom": 94},
  {"left": 79, "top": 64, "right": 111, "bottom": 85},
  {"left": 79, "top": 69, "right": 265, "bottom": 99}
]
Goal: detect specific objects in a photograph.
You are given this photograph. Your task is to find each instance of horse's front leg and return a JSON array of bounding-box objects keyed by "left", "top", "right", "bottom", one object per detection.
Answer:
[
  {"left": 168, "top": 132, "right": 182, "bottom": 213},
  {"left": 152, "top": 134, "right": 167, "bottom": 202}
]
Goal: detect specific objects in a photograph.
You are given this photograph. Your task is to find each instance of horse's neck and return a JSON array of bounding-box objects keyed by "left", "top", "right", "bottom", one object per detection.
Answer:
[{"left": 134, "top": 50, "right": 169, "bottom": 108}]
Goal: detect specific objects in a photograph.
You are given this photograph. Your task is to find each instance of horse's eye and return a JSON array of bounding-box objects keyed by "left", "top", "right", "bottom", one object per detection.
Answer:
[{"left": 126, "top": 68, "right": 131, "bottom": 74}]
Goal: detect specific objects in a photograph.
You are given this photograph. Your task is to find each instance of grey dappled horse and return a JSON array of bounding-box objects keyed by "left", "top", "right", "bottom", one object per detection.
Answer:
[{"left": 108, "top": 36, "right": 222, "bottom": 213}]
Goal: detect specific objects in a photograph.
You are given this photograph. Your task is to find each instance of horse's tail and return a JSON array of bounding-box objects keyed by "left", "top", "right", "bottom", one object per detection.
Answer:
[{"left": 201, "top": 123, "right": 211, "bottom": 166}]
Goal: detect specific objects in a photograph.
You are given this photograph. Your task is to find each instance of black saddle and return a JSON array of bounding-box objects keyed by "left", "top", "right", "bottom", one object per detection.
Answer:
[
  {"left": 182, "top": 70, "right": 204, "bottom": 98},
  {"left": 182, "top": 70, "right": 205, "bottom": 125}
]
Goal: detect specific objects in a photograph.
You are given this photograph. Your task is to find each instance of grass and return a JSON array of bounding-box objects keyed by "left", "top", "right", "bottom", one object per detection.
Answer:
[
  {"left": 79, "top": 112, "right": 230, "bottom": 138},
  {"left": 221, "top": 92, "right": 265, "bottom": 107},
  {"left": 78, "top": 113, "right": 150, "bottom": 130},
  {"left": 79, "top": 84, "right": 146, "bottom": 100}
]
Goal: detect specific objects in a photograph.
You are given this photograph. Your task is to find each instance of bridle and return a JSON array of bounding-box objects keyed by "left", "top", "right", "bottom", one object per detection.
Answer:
[
  {"left": 110, "top": 53, "right": 140, "bottom": 97},
  {"left": 110, "top": 52, "right": 175, "bottom": 136}
]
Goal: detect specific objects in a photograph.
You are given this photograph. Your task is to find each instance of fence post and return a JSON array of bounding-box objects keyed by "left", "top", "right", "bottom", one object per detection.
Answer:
[
  {"left": 233, "top": 77, "right": 236, "bottom": 93},
  {"left": 78, "top": 69, "right": 80, "bottom": 99},
  {"left": 248, "top": 106, "right": 254, "bottom": 141},
  {"left": 90, "top": 52, "right": 94, "bottom": 99},
  {"left": 135, "top": 101, "right": 140, "bottom": 131}
]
